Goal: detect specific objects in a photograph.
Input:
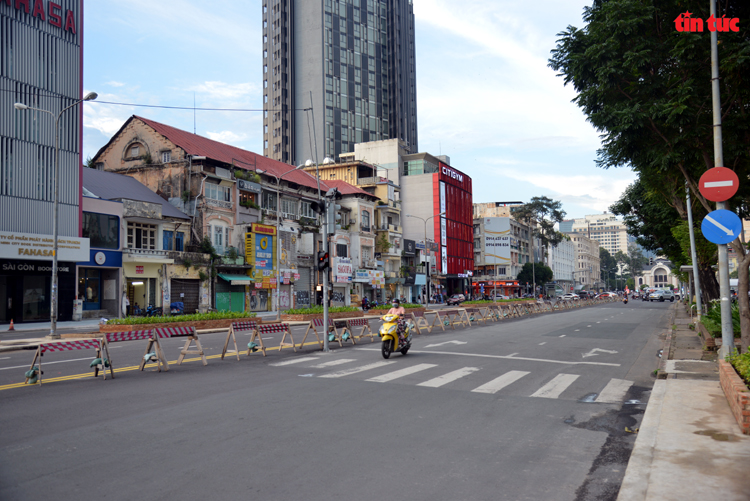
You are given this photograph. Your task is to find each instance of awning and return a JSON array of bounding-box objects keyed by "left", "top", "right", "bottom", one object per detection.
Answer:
[
  {"left": 218, "top": 273, "right": 254, "bottom": 285},
  {"left": 415, "top": 274, "right": 426, "bottom": 285}
]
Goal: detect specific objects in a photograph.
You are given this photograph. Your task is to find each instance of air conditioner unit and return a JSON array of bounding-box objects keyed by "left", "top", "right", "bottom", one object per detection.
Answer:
[{"left": 350, "top": 217, "right": 356, "bottom": 224}]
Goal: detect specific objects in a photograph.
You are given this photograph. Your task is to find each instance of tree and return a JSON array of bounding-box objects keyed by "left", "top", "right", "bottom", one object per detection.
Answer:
[
  {"left": 517, "top": 262, "right": 553, "bottom": 290},
  {"left": 599, "top": 247, "right": 618, "bottom": 289},
  {"left": 550, "top": 0, "right": 749, "bottom": 350}
]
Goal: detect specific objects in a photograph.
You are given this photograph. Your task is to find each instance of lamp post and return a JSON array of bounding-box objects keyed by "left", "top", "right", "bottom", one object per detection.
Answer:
[
  {"left": 14, "top": 92, "right": 98, "bottom": 339},
  {"left": 406, "top": 212, "right": 445, "bottom": 306},
  {"left": 256, "top": 165, "right": 304, "bottom": 320}
]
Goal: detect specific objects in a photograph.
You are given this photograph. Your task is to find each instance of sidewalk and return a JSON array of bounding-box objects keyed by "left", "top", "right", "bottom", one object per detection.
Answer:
[{"left": 617, "top": 304, "right": 750, "bottom": 500}]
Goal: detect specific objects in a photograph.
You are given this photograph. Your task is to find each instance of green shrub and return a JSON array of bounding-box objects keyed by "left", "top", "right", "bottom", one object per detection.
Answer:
[
  {"left": 371, "top": 303, "right": 422, "bottom": 310},
  {"left": 705, "top": 301, "right": 740, "bottom": 337},
  {"left": 726, "top": 349, "right": 750, "bottom": 386},
  {"left": 107, "top": 311, "right": 257, "bottom": 325},
  {"left": 285, "top": 306, "right": 360, "bottom": 315}
]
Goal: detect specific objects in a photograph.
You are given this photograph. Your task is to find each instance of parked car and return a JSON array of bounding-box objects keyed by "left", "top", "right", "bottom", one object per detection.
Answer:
[
  {"left": 491, "top": 294, "right": 510, "bottom": 301},
  {"left": 446, "top": 294, "right": 465, "bottom": 305},
  {"left": 561, "top": 293, "right": 580, "bottom": 301},
  {"left": 649, "top": 289, "right": 675, "bottom": 302}
]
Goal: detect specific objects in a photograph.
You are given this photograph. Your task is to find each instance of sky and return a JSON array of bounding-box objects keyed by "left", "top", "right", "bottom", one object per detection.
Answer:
[{"left": 82, "top": 0, "right": 637, "bottom": 221}]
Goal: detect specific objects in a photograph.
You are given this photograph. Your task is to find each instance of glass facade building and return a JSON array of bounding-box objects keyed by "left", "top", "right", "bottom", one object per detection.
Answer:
[{"left": 262, "top": 0, "right": 418, "bottom": 165}]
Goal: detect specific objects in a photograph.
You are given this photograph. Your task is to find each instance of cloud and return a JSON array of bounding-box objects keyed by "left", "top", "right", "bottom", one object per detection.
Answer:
[
  {"left": 186, "top": 81, "right": 261, "bottom": 103},
  {"left": 106, "top": 81, "right": 125, "bottom": 87},
  {"left": 206, "top": 130, "right": 249, "bottom": 145}
]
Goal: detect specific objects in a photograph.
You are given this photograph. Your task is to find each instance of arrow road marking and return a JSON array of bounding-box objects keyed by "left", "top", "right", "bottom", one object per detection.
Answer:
[
  {"left": 705, "top": 214, "right": 735, "bottom": 236},
  {"left": 704, "top": 180, "right": 734, "bottom": 188},
  {"left": 582, "top": 348, "right": 618, "bottom": 358},
  {"left": 424, "top": 340, "right": 467, "bottom": 348}
]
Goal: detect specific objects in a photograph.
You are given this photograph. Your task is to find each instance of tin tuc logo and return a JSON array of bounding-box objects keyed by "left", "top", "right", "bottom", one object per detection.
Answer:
[{"left": 674, "top": 11, "right": 740, "bottom": 32}]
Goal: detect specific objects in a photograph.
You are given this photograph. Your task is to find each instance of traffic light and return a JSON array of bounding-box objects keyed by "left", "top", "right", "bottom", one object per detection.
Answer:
[
  {"left": 317, "top": 251, "right": 329, "bottom": 271},
  {"left": 310, "top": 200, "right": 325, "bottom": 215}
]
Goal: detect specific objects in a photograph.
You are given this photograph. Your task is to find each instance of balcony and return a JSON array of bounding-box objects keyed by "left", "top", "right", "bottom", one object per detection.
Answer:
[
  {"left": 124, "top": 247, "right": 174, "bottom": 264},
  {"left": 206, "top": 198, "right": 233, "bottom": 210}
]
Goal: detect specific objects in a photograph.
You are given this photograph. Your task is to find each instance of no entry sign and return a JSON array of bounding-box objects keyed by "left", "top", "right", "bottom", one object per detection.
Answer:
[{"left": 699, "top": 167, "right": 739, "bottom": 202}]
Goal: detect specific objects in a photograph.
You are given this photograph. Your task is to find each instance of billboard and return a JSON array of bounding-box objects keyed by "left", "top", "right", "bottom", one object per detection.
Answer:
[{"left": 483, "top": 218, "right": 511, "bottom": 265}]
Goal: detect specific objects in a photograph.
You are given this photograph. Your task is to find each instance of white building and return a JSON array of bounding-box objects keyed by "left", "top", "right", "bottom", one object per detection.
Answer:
[
  {"left": 548, "top": 239, "right": 576, "bottom": 293},
  {"left": 561, "top": 212, "right": 628, "bottom": 257}
]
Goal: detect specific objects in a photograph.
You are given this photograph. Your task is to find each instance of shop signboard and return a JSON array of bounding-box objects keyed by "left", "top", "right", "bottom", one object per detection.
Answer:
[
  {"left": 483, "top": 218, "right": 511, "bottom": 265},
  {"left": 335, "top": 257, "right": 353, "bottom": 282},
  {"left": 354, "top": 269, "right": 370, "bottom": 282},
  {"left": 0, "top": 230, "right": 89, "bottom": 261}
]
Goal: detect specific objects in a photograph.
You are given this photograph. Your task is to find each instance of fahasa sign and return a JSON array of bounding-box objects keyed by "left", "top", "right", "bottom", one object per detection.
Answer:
[{"left": 4, "top": 0, "right": 78, "bottom": 34}]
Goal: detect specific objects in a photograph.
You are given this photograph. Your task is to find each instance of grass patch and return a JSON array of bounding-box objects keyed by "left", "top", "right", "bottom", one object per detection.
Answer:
[
  {"left": 107, "top": 311, "right": 257, "bottom": 325},
  {"left": 284, "top": 306, "right": 360, "bottom": 315}
]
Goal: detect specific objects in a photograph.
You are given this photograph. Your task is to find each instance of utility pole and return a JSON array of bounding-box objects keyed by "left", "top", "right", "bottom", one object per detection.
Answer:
[{"left": 709, "top": 0, "right": 733, "bottom": 358}]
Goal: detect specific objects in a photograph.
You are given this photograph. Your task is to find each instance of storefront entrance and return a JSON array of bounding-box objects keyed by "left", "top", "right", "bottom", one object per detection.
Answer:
[
  {"left": 0, "top": 259, "right": 76, "bottom": 324},
  {"left": 79, "top": 269, "right": 101, "bottom": 311}
]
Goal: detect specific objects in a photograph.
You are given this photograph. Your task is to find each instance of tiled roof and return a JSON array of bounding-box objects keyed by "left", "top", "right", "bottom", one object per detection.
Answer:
[
  {"left": 135, "top": 116, "right": 326, "bottom": 192},
  {"left": 82, "top": 168, "right": 190, "bottom": 220},
  {"left": 324, "top": 179, "right": 379, "bottom": 199}
]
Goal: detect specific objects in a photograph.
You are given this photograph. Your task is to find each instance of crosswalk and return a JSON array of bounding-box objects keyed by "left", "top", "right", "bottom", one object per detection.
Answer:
[{"left": 270, "top": 356, "right": 634, "bottom": 403}]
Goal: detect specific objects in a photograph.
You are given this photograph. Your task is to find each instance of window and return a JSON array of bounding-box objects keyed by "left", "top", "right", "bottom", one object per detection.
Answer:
[
  {"left": 361, "top": 210, "right": 370, "bottom": 230},
  {"left": 127, "top": 222, "right": 156, "bottom": 250},
  {"left": 161, "top": 151, "right": 171, "bottom": 163},
  {"left": 336, "top": 243, "right": 348, "bottom": 257},
  {"left": 163, "top": 231, "right": 185, "bottom": 251},
  {"left": 206, "top": 183, "right": 231, "bottom": 202},
  {"left": 82, "top": 212, "right": 119, "bottom": 249},
  {"left": 131, "top": 145, "right": 139, "bottom": 157},
  {"left": 362, "top": 246, "right": 371, "bottom": 262},
  {"left": 300, "top": 201, "right": 315, "bottom": 219},
  {"left": 262, "top": 191, "right": 277, "bottom": 210},
  {"left": 281, "top": 198, "right": 297, "bottom": 216}
]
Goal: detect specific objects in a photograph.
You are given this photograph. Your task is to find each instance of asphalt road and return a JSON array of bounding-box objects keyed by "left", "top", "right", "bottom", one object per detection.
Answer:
[{"left": 0, "top": 300, "right": 672, "bottom": 501}]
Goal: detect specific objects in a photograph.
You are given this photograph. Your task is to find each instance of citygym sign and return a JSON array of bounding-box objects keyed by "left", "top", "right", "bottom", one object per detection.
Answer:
[
  {"left": 441, "top": 165, "right": 464, "bottom": 183},
  {"left": 0, "top": 230, "right": 89, "bottom": 261},
  {"left": 3, "top": 0, "right": 79, "bottom": 34}
]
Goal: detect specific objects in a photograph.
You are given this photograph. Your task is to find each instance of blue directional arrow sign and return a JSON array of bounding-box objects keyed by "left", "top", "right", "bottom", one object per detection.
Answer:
[{"left": 701, "top": 210, "right": 742, "bottom": 245}]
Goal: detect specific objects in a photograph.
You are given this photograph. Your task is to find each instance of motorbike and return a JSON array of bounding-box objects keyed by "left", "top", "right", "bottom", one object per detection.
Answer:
[
  {"left": 145, "top": 304, "right": 163, "bottom": 317},
  {"left": 361, "top": 298, "right": 370, "bottom": 312},
  {"left": 170, "top": 302, "right": 184, "bottom": 315},
  {"left": 378, "top": 314, "right": 413, "bottom": 359},
  {"left": 623, "top": 296, "right": 629, "bottom": 305}
]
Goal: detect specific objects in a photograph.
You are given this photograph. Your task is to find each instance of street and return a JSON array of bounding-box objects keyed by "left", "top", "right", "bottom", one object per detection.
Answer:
[{"left": 0, "top": 301, "right": 671, "bottom": 500}]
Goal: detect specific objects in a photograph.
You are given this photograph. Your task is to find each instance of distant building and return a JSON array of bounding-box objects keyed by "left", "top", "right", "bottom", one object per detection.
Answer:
[
  {"left": 571, "top": 234, "right": 601, "bottom": 290},
  {"left": 561, "top": 213, "right": 628, "bottom": 257},
  {"left": 636, "top": 259, "right": 676, "bottom": 289},
  {"left": 548, "top": 239, "right": 576, "bottom": 293}
]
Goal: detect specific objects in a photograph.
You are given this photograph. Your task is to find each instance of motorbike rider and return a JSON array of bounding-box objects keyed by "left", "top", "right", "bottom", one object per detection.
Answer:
[{"left": 387, "top": 299, "right": 407, "bottom": 341}]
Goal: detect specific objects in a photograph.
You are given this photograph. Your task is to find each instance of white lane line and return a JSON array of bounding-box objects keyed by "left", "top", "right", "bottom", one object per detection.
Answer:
[
  {"left": 574, "top": 329, "right": 580, "bottom": 331},
  {"left": 538, "top": 342, "right": 547, "bottom": 346},
  {"left": 0, "top": 357, "right": 10, "bottom": 360},
  {"left": 507, "top": 353, "right": 519, "bottom": 357},
  {"left": 367, "top": 363, "right": 437, "bottom": 383},
  {"left": 559, "top": 335, "right": 566, "bottom": 338},
  {"left": 354, "top": 348, "right": 621, "bottom": 367},
  {"left": 270, "top": 357, "right": 319, "bottom": 367},
  {"left": 418, "top": 367, "right": 480, "bottom": 388},
  {"left": 530, "top": 374, "right": 580, "bottom": 399},
  {"left": 0, "top": 357, "right": 94, "bottom": 371},
  {"left": 309, "top": 358, "right": 356, "bottom": 368},
  {"left": 471, "top": 370, "right": 529, "bottom": 394},
  {"left": 319, "top": 361, "right": 395, "bottom": 378},
  {"left": 595, "top": 379, "right": 634, "bottom": 403}
]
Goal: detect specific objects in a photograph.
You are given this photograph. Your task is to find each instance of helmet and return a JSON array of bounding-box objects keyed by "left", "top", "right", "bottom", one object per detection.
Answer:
[{"left": 392, "top": 299, "right": 400, "bottom": 305}]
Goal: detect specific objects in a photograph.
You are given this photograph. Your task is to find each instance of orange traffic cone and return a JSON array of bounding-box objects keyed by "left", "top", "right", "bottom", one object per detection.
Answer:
[{"left": 8, "top": 319, "right": 14, "bottom": 331}]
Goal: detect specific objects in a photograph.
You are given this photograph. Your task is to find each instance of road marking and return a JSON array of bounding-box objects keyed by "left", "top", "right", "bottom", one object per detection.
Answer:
[
  {"left": 424, "top": 340, "right": 467, "bottom": 348},
  {"left": 269, "top": 357, "right": 320, "bottom": 366},
  {"left": 418, "top": 367, "right": 480, "bottom": 388},
  {"left": 530, "top": 374, "right": 580, "bottom": 399},
  {"left": 538, "top": 342, "right": 547, "bottom": 346},
  {"left": 354, "top": 348, "right": 621, "bottom": 367},
  {"left": 574, "top": 329, "right": 580, "bottom": 331},
  {"left": 559, "top": 335, "right": 566, "bottom": 338},
  {"left": 471, "top": 370, "right": 529, "bottom": 394},
  {"left": 507, "top": 353, "right": 519, "bottom": 357},
  {"left": 582, "top": 348, "right": 618, "bottom": 358},
  {"left": 595, "top": 378, "right": 634, "bottom": 403},
  {"left": 367, "top": 363, "right": 437, "bottom": 383},
  {"left": 309, "top": 358, "right": 356, "bottom": 368},
  {"left": 0, "top": 357, "right": 10, "bottom": 360},
  {"left": 319, "top": 361, "right": 395, "bottom": 378}
]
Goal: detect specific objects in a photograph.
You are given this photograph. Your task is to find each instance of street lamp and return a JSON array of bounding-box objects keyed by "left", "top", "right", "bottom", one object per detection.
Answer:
[
  {"left": 256, "top": 165, "right": 304, "bottom": 320},
  {"left": 14, "top": 91, "right": 98, "bottom": 339},
  {"left": 405, "top": 212, "right": 445, "bottom": 305}
]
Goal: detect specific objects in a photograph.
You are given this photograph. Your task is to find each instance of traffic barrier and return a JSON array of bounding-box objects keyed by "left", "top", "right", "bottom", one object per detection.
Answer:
[
  {"left": 343, "top": 317, "right": 375, "bottom": 343},
  {"left": 154, "top": 326, "right": 207, "bottom": 366},
  {"left": 464, "top": 307, "right": 487, "bottom": 325},
  {"left": 256, "top": 323, "right": 295, "bottom": 352},
  {"left": 221, "top": 321, "right": 261, "bottom": 359},
  {"left": 410, "top": 310, "right": 432, "bottom": 334},
  {"left": 25, "top": 339, "right": 111, "bottom": 384},
  {"left": 105, "top": 330, "right": 169, "bottom": 372}
]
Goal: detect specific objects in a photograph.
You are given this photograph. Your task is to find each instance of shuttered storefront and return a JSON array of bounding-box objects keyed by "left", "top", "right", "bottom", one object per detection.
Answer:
[
  {"left": 171, "top": 279, "right": 200, "bottom": 314},
  {"left": 295, "top": 267, "right": 312, "bottom": 308},
  {"left": 216, "top": 276, "right": 246, "bottom": 312}
]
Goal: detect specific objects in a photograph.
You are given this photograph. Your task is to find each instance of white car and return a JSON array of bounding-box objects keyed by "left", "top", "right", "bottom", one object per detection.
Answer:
[{"left": 561, "top": 293, "right": 579, "bottom": 301}]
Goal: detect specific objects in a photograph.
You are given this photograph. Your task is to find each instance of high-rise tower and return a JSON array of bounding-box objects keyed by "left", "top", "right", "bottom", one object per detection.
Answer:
[{"left": 262, "top": 0, "right": 418, "bottom": 165}]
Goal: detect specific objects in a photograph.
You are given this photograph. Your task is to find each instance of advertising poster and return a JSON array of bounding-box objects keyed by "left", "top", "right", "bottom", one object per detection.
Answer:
[{"left": 483, "top": 217, "right": 511, "bottom": 265}]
